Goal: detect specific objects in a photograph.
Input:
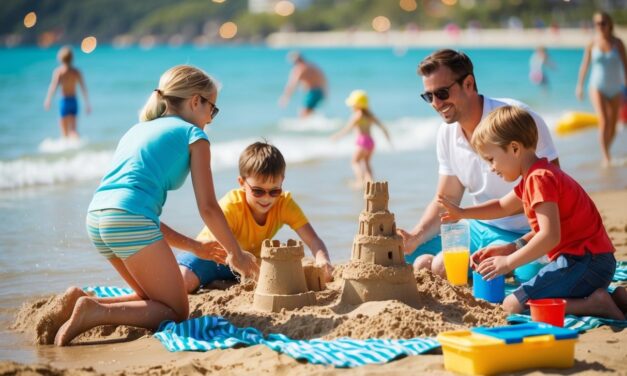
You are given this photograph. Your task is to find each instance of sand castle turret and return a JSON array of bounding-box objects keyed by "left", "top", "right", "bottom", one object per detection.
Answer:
[
  {"left": 253, "top": 239, "right": 316, "bottom": 312},
  {"left": 340, "top": 181, "right": 419, "bottom": 305}
]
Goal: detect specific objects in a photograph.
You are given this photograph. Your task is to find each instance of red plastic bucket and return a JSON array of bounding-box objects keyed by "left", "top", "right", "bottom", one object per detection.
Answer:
[{"left": 528, "top": 298, "right": 566, "bottom": 327}]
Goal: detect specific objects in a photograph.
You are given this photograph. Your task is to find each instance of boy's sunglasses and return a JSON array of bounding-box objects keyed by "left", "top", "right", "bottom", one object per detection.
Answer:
[
  {"left": 200, "top": 95, "right": 220, "bottom": 118},
  {"left": 244, "top": 180, "right": 282, "bottom": 198},
  {"left": 420, "top": 74, "right": 469, "bottom": 103}
]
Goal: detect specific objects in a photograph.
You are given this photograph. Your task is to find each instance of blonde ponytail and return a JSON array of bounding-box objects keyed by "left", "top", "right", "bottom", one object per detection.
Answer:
[{"left": 139, "top": 65, "right": 219, "bottom": 122}]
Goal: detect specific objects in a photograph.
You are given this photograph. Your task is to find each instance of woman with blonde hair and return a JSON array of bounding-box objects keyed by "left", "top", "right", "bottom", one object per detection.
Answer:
[
  {"left": 576, "top": 11, "right": 627, "bottom": 166},
  {"left": 53, "top": 65, "right": 258, "bottom": 346}
]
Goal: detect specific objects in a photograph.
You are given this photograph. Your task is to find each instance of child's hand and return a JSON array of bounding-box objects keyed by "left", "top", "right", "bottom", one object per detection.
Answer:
[
  {"left": 470, "top": 243, "right": 516, "bottom": 269},
  {"left": 476, "top": 256, "right": 511, "bottom": 281},
  {"left": 397, "top": 228, "right": 419, "bottom": 254},
  {"left": 196, "top": 241, "right": 227, "bottom": 264},
  {"left": 315, "top": 252, "right": 334, "bottom": 282},
  {"left": 228, "top": 250, "right": 259, "bottom": 281},
  {"left": 437, "top": 195, "right": 464, "bottom": 222}
]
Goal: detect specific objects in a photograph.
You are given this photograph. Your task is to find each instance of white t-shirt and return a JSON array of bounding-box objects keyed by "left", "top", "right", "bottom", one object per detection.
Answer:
[{"left": 437, "top": 96, "right": 559, "bottom": 233}]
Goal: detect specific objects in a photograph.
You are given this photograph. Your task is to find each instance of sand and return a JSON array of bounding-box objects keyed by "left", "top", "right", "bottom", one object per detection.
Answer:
[{"left": 2, "top": 190, "right": 626, "bottom": 375}]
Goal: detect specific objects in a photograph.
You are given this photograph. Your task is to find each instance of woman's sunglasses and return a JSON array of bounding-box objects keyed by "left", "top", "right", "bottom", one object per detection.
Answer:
[
  {"left": 244, "top": 180, "right": 282, "bottom": 198},
  {"left": 420, "top": 74, "right": 469, "bottom": 103},
  {"left": 200, "top": 95, "right": 220, "bottom": 118}
]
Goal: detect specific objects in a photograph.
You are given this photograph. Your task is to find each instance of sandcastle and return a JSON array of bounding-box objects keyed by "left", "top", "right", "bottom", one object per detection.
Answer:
[
  {"left": 340, "top": 181, "right": 419, "bottom": 305},
  {"left": 253, "top": 239, "right": 317, "bottom": 312}
]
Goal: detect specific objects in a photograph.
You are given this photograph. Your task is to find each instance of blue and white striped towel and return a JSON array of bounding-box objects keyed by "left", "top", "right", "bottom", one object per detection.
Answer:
[
  {"left": 155, "top": 316, "right": 440, "bottom": 368},
  {"left": 614, "top": 261, "right": 627, "bottom": 282},
  {"left": 507, "top": 313, "right": 627, "bottom": 332}
]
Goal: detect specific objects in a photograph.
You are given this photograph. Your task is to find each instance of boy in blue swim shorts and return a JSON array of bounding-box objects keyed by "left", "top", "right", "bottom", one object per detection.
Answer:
[
  {"left": 44, "top": 46, "right": 91, "bottom": 139},
  {"left": 279, "top": 51, "right": 328, "bottom": 118},
  {"left": 177, "top": 141, "right": 334, "bottom": 292}
]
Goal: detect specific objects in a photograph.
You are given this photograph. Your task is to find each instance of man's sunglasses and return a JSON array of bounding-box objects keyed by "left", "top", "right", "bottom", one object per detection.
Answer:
[
  {"left": 200, "top": 95, "right": 220, "bottom": 118},
  {"left": 420, "top": 74, "right": 469, "bottom": 103},
  {"left": 244, "top": 180, "right": 282, "bottom": 198}
]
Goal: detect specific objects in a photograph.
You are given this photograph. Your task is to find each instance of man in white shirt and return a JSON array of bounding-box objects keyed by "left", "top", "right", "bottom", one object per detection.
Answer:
[{"left": 398, "top": 49, "right": 559, "bottom": 278}]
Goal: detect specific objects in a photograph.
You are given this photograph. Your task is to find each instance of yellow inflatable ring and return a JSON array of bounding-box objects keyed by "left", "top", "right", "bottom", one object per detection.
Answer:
[{"left": 555, "top": 112, "right": 598, "bottom": 136}]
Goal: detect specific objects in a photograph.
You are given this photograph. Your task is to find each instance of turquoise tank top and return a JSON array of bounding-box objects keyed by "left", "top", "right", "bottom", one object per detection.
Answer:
[{"left": 88, "top": 116, "right": 209, "bottom": 224}]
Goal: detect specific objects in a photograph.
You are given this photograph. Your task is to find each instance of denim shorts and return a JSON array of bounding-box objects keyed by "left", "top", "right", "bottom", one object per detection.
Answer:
[
  {"left": 404, "top": 219, "right": 526, "bottom": 264},
  {"left": 513, "top": 252, "right": 616, "bottom": 304},
  {"left": 176, "top": 251, "right": 236, "bottom": 287}
]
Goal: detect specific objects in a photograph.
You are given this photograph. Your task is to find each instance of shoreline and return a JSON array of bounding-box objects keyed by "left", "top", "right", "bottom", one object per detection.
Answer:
[{"left": 267, "top": 27, "right": 627, "bottom": 48}]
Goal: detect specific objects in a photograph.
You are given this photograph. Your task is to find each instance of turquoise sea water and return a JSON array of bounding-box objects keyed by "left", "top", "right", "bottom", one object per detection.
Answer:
[{"left": 0, "top": 45, "right": 625, "bottom": 363}]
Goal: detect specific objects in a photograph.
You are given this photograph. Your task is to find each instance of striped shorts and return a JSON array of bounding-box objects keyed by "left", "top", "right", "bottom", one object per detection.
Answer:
[{"left": 86, "top": 209, "right": 163, "bottom": 259}]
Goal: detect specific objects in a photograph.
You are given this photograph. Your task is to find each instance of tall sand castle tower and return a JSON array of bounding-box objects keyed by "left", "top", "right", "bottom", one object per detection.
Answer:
[{"left": 340, "top": 181, "right": 419, "bottom": 305}]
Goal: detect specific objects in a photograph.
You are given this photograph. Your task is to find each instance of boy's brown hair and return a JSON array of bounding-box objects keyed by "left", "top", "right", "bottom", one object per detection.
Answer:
[
  {"left": 238, "top": 141, "right": 286, "bottom": 180},
  {"left": 57, "top": 46, "right": 73, "bottom": 65},
  {"left": 471, "top": 106, "right": 538, "bottom": 152}
]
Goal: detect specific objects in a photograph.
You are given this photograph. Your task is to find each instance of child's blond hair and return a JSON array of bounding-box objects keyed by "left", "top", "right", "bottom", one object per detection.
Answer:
[
  {"left": 471, "top": 106, "right": 538, "bottom": 153},
  {"left": 140, "top": 65, "right": 220, "bottom": 122},
  {"left": 57, "top": 46, "right": 73, "bottom": 65},
  {"left": 238, "top": 141, "right": 286, "bottom": 181}
]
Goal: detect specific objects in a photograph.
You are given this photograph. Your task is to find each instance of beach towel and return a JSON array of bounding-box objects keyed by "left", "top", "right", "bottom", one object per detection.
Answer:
[
  {"left": 507, "top": 313, "right": 627, "bottom": 332},
  {"left": 154, "top": 316, "right": 440, "bottom": 368},
  {"left": 84, "top": 286, "right": 133, "bottom": 297},
  {"left": 613, "top": 261, "right": 627, "bottom": 282}
]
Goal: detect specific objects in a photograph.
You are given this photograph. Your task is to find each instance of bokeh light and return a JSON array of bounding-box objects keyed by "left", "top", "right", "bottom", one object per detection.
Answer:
[
  {"left": 399, "top": 0, "right": 417, "bottom": 12},
  {"left": 81, "top": 36, "right": 97, "bottom": 53},
  {"left": 275, "top": 1, "right": 295, "bottom": 17},
  {"left": 23, "top": 12, "right": 37, "bottom": 28},
  {"left": 441, "top": 0, "right": 458, "bottom": 5},
  {"left": 212, "top": 0, "right": 226, "bottom": 3},
  {"left": 219, "top": 22, "right": 238, "bottom": 39},
  {"left": 372, "top": 16, "right": 391, "bottom": 33}
]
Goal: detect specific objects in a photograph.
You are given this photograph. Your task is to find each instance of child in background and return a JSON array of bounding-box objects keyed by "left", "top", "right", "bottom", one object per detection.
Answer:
[
  {"left": 438, "top": 105, "right": 626, "bottom": 320},
  {"left": 44, "top": 46, "right": 91, "bottom": 139},
  {"left": 331, "top": 90, "right": 391, "bottom": 186},
  {"left": 177, "top": 141, "right": 334, "bottom": 293}
]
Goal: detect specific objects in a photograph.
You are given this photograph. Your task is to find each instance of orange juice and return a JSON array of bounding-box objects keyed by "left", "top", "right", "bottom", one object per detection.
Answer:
[{"left": 443, "top": 247, "right": 470, "bottom": 286}]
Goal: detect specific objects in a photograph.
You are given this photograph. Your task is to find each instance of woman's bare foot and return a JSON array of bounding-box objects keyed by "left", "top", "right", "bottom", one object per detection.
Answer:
[
  {"left": 36, "top": 286, "right": 87, "bottom": 344},
  {"left": 54, "top": 296, "right": 101, "bottom": 346}
]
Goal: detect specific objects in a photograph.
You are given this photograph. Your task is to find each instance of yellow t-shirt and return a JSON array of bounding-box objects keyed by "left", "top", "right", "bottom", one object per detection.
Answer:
[{"left": 196, "top": 188, "right": 309, "bottom": 258}]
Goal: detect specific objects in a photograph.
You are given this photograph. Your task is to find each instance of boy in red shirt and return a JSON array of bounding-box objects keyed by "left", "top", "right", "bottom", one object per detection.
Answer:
[{"left": 439, "top": 106, "right": 626, "bottom": 319}]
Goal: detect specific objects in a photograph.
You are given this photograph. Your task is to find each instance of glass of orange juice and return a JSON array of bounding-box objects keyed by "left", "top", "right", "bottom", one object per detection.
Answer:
[{"left": 441, "top": 220, "right": 470, "bottom": 286}]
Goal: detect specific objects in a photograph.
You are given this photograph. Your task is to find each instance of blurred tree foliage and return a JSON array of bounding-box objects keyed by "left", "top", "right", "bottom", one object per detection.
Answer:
[{"left": 2, "top": 0, "right": 626, "bottom": 45}]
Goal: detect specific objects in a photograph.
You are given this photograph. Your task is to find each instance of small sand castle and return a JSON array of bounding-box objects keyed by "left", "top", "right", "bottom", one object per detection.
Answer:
[
  {"left": 253, "top": 239, "right": 317, "bottom": 312},
  {"left": 340, "top": 181, "right": 419, "bottom": 305}
]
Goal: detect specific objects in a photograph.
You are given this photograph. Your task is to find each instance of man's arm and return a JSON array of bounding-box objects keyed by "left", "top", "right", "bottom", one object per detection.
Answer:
[{"left": 397, "top": 174, "right": 465, "bottom": 254}]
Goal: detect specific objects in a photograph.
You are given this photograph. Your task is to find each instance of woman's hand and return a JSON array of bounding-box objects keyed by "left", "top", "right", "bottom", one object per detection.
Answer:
[
  {"left": 476, "top": 256, "right": 512, "bottom": 281},
  {"left": 575, "top": 85, "right": 584, "bottom": 101},
  {"left": 437, "top": 195, "right": 465, "bottom": 222},
  {"left": 227, "top": 250, "right": 259, "bottom": 281},
  {"left": 195, "top": 241, "right": 227, "bottom": 264}
]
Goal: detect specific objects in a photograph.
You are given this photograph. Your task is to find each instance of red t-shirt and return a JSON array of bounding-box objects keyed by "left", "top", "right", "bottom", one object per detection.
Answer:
[{"left": 514, "top": 158, "right": 614, "bottom": 260}]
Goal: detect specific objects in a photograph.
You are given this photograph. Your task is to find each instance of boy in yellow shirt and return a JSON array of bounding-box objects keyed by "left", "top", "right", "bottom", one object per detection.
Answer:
[{"left": 177, "top": 141, "right": 334, "bottom": 292}]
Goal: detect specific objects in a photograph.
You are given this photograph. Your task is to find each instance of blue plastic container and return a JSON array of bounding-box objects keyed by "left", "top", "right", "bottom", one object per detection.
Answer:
[
  {"left": 472, "top": 272, "right": 505, "bottom": 303},
  {"left": 513, "top": 260, "right": 545, "bottom": 284}
]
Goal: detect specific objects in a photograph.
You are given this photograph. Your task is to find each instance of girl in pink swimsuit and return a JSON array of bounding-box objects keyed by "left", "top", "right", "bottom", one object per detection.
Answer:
[{"left": 331, "top": 90, "right": 391, "bottom": 186}]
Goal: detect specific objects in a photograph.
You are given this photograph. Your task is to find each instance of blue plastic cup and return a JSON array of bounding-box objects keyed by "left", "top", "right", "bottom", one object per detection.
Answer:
[{"left": 472, "top": 271, "right": 505, "bottom": 303}]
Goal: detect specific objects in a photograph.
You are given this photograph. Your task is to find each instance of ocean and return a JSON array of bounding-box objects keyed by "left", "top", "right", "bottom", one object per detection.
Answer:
[{"left": 0, "top": 45, "right": 625, "bottom": 363}]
